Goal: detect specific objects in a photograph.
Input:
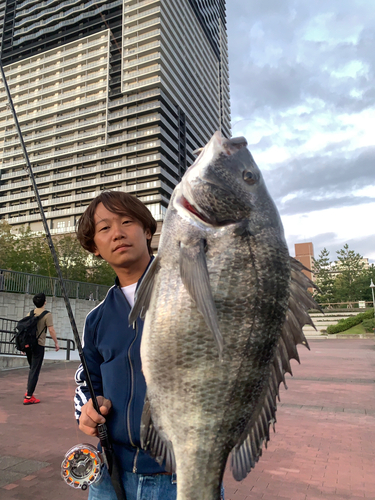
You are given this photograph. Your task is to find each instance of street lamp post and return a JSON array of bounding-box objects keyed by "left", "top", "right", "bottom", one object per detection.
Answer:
[{"left": 370, "top": 279, "right": 375, "bottom": 318}]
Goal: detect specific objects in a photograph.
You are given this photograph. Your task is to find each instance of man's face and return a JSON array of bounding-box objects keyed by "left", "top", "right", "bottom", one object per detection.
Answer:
[{"left": 93, "top": 203, "right": 151, "bottom": 271}]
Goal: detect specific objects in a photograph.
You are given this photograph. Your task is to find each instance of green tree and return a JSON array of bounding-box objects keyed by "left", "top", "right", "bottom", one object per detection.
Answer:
[
  {"left": 55, "top": 234, "right": 88, "bottom": 281},
  {"left": 332, "top": 244, "right": 366, "bottom": 302},
  {"left": 312, "top": 248, "right": 335, "bottom": 303},
  {"left": 0, "top": 224, "right": 114, "bottom": 284},
  {"left": 12, "top": 227, "right": 55, "bottom": 275},
  {"left": 0, "top": 220, "right": 18, "bottom": 270},
  {"left": 88, "top": 256, "right": 116, "bottom": 286},
  {"left": 351, "top": 264, "right": 375, "bottom": 303}
]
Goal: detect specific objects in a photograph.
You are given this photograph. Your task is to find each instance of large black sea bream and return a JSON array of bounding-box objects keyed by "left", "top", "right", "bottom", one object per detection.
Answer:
[{"left": 130, "top": 132, "right": 318, "bottom": 500}]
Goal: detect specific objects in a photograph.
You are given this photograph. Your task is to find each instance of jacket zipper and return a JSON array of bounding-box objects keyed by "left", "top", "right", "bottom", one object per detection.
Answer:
[
  {"left": 127, "top": 319, "right": 137, "bottom": 448},
  {"left": 132, "top": 447, "right": 140, "bottom": 473},
  {"left": 119, "top": 287, "right": 140, "bottom": 472}
]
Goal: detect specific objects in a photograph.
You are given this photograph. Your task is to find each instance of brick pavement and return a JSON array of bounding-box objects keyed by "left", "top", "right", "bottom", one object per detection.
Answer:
[{"left": 0, "top": 339, "right": 374, "bottom": 499}]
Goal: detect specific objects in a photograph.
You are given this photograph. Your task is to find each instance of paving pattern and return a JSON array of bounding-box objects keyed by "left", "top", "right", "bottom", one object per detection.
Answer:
[{"left": 0, "top": 339, "right": 374, "bottom": 499}]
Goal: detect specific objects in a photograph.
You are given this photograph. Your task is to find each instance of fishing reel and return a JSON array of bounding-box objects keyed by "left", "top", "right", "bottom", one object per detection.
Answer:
[{"left": 61, "top": 444, "right": 104, "bottom": 490}]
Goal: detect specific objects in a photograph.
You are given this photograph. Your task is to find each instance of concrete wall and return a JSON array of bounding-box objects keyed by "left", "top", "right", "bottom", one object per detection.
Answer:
[{"left": 0, "top": 291, "right": 100, "bottom": 343}]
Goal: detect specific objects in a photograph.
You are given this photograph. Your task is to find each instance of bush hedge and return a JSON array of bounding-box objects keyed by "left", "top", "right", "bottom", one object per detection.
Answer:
[
  {"left": 362, "top": 319, "right": 375, "bottom": 333},
  {"left": 326, "top": 309, "right": 374, "bottom": 334}
]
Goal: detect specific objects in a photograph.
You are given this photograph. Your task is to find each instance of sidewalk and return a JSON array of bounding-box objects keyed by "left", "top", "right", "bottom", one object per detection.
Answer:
[{"left": 1, "top": 339, "right": 374, "bottom": 499}]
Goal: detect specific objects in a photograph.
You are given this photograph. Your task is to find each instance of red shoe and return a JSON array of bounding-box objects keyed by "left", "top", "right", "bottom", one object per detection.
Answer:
[{"left": 23, "top": 395, "right": 40, "bottom": 405}]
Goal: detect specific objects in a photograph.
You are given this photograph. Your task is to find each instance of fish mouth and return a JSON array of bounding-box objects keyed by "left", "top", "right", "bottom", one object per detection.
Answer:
[{"left": 180, "top": 195, "right": 212, "bottom": 224}]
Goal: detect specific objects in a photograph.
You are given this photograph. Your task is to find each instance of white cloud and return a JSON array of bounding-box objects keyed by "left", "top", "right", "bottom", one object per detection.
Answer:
[
  {"left": 226, "top": 0, "right": 375, "bottom": 263},
  {"left": 282, "top": 202, "right": 375, "bottom": 261}
]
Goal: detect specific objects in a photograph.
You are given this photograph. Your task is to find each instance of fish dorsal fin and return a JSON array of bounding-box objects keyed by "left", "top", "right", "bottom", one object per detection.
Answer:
[
  {"left": 180, "top": 239, "right": 223, "bottom": 359},
  {"left": 140, "top": 397, "right": 176, "bottom": 473},
  {"left": 129, "top": 255, "right": 160, "bottom": 325},
  {"left": 230, "top": 256, "right": 320, "bottom": 481}
]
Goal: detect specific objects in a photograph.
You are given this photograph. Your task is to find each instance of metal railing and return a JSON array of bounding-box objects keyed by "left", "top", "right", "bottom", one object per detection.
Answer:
[
  {"left": 0, "top": 316, "right": 76, "bottom": 360},
  {"left": 0, "top": 269, "right": 110, "bottom": 301},
  {"left": 319, "top": 301, "right": 374, "bottom": 310}
]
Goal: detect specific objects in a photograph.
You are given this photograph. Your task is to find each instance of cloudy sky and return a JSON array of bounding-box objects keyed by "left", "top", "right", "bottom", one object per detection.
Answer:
[{"left": 226, "top": 0, "right": 375, "bottom": 264}]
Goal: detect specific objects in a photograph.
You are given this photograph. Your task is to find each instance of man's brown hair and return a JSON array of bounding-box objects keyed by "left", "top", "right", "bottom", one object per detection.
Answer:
[{"left": 76, "top": 191, "right": 157, "bottom": 257}]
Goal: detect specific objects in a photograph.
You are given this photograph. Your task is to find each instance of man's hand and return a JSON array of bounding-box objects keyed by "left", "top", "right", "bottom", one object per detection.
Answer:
[
  {"left": 55, "top": 341, "right": 60, "bottom": 352},
  {"left": 79, "top": 396, "right": 112, "bottom": 437}
]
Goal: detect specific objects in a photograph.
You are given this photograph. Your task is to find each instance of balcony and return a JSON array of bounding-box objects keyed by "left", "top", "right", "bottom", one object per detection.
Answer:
[
  {"left": 125, "top": 6, "right": 160, "bottom": 25},
  {"left": 14, "top": 0, "right": 121, "bottom": 45},
  {"left": 1, "top": 178, "right": 171, "bottom": 213},
  {"left": 5, "top": 195, "right": 166, "bottom": 225},
  {"left": 3, "top": 74, "right": 108, "bottom": 110},
  {"left": 15, "top": 0, "right": 87, "bottom": 28},
  {"left": 6, "top": 207, "right": 86, "bottom": 224},
  {"left": 2, "top": 73, "right": 108, "bottom": 112},
  {"left": 5, "top": 35, "right": 109, "bottom": 76},
  {"left": 108, "top": 87, "right": 160, "bottom": 108},
  {"left": 17, "top": 0, "right": 79, "bottom": 15},
  {"left": 3, "top": 115, "right": 106, "bottom": 148},
  {"left": 107, "top": 126, "right": 160, "bottom": 143},
  {"left": 123, "top": 52, "right": 160, "bottom": 69},
  {"left": 123, "top": 17, "right": 160, "bottom": 37},
  {"left": 2, "top": 127, "right": 105, "bottom": 158},
  {"left": 123, "top": 29, "right": 160, "bottom": 47},
  {"left": 15, "top": 0, "right": 109, "bottom": 36},
  {"left": 123, "top": 63, "right": 160, "bottom": 82},
  {"left": 108, "top": 101, "right": 161, "bottom": 120},
  {"left": 124, "top": 0, "right": 159, "bottom": 14},
  {"left": 5, "top": 94, "right": 108, "bottom": 125},
  {"left": 2, "top": 103, "right": 107, "bottom": 137},
  {"left": 6, "top": 65, "right": 108, "bottom": 101},
  {"left": 1, "top": 138, "right": 107, "bottom": 170},
  {"left": 106, "top": 113, "right": 160, "bottom": 132},
  {"left": 123, "top": 40, "right": 160, "bottom": 58},
  {"left": 122, "top": 75, "right": 161, "bottom": 91}
]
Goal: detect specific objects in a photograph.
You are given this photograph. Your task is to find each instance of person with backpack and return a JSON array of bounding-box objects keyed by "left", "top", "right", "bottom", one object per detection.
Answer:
[{"left": 23, "top": 292, "right": 60, "bottom": 405}]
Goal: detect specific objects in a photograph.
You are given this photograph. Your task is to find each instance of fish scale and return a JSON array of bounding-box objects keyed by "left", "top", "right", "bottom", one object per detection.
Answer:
[{"left": 130, "top": 132, "right": 319, "bottom": 500}]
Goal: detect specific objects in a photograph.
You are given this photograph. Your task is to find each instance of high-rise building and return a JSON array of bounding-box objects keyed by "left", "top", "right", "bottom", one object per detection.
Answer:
[{"left": 0, "top": 0, "right": 231, "bottom": 249}]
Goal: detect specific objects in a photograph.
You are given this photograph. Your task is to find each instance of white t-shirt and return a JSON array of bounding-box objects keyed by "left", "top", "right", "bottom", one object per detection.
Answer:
[{"left": 121, "top": 282, "right": 137, "bottom": 307}]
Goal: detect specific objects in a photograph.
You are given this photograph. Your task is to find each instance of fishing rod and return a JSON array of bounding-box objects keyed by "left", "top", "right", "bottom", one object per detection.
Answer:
[{"left": 0, "top": 61, "right": 126, "bottom": 500}]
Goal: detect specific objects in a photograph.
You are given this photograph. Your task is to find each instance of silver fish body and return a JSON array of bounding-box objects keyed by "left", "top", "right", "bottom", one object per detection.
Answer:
[{"left": 131, "top": 132, "right": 317, "bottom": 500}]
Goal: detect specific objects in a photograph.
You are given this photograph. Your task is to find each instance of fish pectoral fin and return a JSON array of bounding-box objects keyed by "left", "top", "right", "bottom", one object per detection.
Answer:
[
  {"left": 129, "top": 255, "right": 160, "bottom": 324},
  {"left": 140, "top": 397, "right": 176, "bottom": 473},
  {"left": 179, "top": 239, "right": 223, "bottom": 358}
]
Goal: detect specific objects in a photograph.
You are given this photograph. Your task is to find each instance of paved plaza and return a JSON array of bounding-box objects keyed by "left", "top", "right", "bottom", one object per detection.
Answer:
[{"left": 0, "top": 338, "right": 374, "bottom": 499}]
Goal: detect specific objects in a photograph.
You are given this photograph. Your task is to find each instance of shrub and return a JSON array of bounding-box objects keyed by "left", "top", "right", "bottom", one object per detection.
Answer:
[
  {"left": 362, "top": 319, "right": 375, "bottom": 333},
  {"left": 326, "top": 309, "right": 374, "bottom": 334}
]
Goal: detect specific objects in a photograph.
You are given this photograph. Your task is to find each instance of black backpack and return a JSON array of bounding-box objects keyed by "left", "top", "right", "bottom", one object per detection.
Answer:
[{"left": 13, "top": 310, "right": 49, "bottom": 351}]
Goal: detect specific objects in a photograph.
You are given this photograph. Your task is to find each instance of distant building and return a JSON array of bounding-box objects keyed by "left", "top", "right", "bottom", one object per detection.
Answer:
[
  {"left": 295, "top": 242, "right": 370, "bottom": 283},
  {"left": 0, "top": 0, "right": 231, "bottom": 251},
  {"left": 294, "top": 242, "right": 314, "bottom": 282},
  {"left": 328, "top": 257, "right": 370, "bottom": 279}
]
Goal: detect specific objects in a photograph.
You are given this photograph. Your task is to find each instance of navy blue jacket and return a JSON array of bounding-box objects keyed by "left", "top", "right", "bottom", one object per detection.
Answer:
[{"left": 74, "top": 260, "right": 165, "bottom": 474}]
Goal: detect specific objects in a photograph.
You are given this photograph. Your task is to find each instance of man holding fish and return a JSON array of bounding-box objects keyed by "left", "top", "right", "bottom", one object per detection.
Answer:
[
  {"left": 74, "top": 132, "right": 315, "bottom": 500},
  {"left": 74, "top": 190, "right": 177, "bottom": 499}
]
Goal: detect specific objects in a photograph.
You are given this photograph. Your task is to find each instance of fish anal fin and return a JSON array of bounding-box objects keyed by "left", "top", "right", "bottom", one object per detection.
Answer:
[{"left": 141, "top": 397, "right": 176, "bottom": 473}]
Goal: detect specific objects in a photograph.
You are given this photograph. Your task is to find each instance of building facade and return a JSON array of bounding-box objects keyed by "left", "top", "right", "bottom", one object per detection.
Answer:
[
  {"left": 0, "top": 0, "right": 231, "bottom": 249},
  {"left": 294, "top": 242, "right": 314, "bottom": 282}
]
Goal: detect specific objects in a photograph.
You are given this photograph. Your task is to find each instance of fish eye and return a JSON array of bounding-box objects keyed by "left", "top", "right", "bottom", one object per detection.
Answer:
[{"left": 243, "top": 171, "right": 256, "bottom": 185}]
